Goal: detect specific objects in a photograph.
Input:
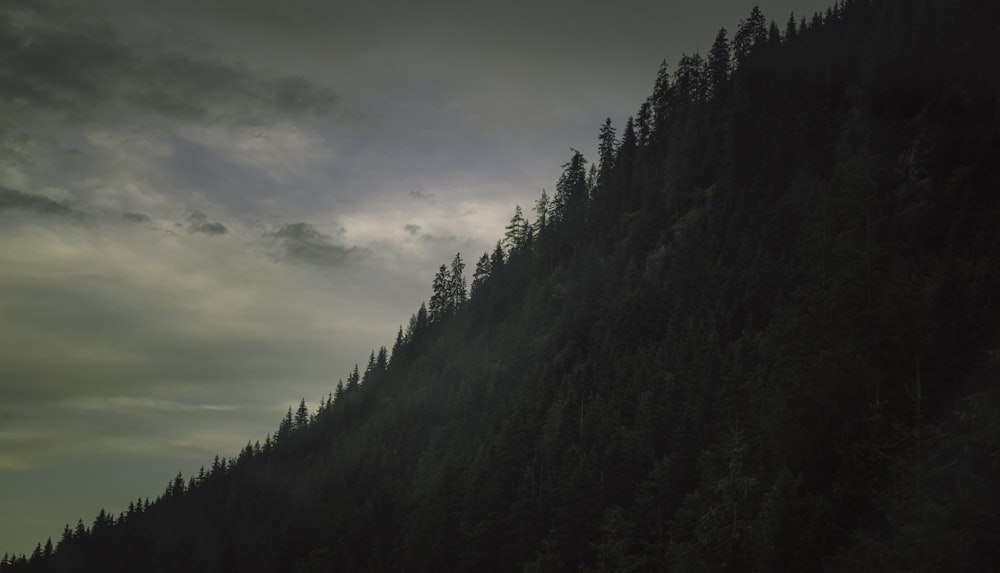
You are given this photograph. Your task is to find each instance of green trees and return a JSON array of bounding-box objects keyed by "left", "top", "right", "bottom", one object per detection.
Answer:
[
  {"left": 471, "top": 252, "right": 490, "bottom": 293},
  {"left": 429, "top": 253, "right": 468, "bottom": 322},
  {"left": 552, "top": 149, "right": 589, "bottom": 235},
  {"left": 733, "top": 5, "right": 767, "bottom": 67},
  {"left": 707, "top": 28, "right": 731, "bottom": 102},
  {"left": 503, "top": 206, "right": 531, "bottom": 254}
]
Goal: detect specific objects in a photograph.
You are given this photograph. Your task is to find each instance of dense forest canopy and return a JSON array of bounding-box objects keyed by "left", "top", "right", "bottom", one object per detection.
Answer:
[{"left": 4, "top": 0, "right": 998, "bottom": 570}]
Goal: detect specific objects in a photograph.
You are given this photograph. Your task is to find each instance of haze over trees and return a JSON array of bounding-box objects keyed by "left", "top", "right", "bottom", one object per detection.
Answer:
[{"left": 3, "top": 0, "right": 998, "bottom": 570}]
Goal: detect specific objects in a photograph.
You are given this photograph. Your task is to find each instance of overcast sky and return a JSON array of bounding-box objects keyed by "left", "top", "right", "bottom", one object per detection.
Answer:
[{"left": 0, "top": 0, "right": 833, "bottom": 556}]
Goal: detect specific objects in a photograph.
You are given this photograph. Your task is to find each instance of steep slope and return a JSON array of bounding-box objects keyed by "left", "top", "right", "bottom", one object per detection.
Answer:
[{"left": 4, "top": 0, "right": 999, "bottom": 571}]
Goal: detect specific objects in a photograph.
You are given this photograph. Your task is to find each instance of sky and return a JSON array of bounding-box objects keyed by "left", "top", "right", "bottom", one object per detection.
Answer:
[{"left": 0, "top": 0, "right": 833, "bottom": 556}]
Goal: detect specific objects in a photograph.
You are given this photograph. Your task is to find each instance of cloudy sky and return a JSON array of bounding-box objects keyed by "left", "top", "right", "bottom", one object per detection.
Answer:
[{"left": 0, "top": 0, "right": 832, "bottom": 556}]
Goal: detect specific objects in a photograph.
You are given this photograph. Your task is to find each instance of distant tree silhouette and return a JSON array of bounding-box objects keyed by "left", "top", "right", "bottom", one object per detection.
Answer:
[
  {"left": 733, "top": 6, "right": 767, "bottom": 66},
  {"left": 504, "top": 206, "right": 530, "bottom": 254},
  {"left": 295, "top": 399, "right": 309, "bottom": 429},
  {"left": 707, "top": 28, "right": 731, "bottom": 101},
  {"left": 449, "top": 253, "right": 467, "bottom": 310},
  {"left": 429, "top": 264, "right": 449, "bottom": 322},
  {"left": 471, "top": 252, "right": 491, "bottom": 296}
]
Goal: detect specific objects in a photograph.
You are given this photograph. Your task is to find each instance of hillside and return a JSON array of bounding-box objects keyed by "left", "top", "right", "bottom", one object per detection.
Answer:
[{"left": 3, "top": 0, "right": 999, "bottom": 571}]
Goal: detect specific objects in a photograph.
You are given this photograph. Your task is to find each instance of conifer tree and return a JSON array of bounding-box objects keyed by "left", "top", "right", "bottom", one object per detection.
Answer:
[
  {"left": 375, "top": 346, "right": 388, "bottom": 373},
  {"left": 597, "top": 118, "right": 618, "bottom": 195},
  {"left": 449, "top": 252, "right": 467, "bottom": 310},
  {"left": 472, "top": 252, "right": 491, "bottom": 296},
  {"left": 784, "top": 12, "right": 798, "bottom": 41},
  {"left": 363, "top": 351, "right": 376, "bottom": 383},
  {"left": 733, "top": 6, "right": 767, "bottom": 67},
  {"left": 346, "top": 364, "right": 360, "bottom": 391},
  {"left": 276, "top": 407, "right": 294, "bottom": 444},
  {"left": 490, "top": 240, "right": 505, "bottom": 273},
  {"left": 533, "top": 189, "right": 551, "bottom": 237},
  {"left": 674, "top": 53, "right": 706, "bottom": 104},
  {"left": 707, "top": 28, "right": 731, "bottom": 102},
  {"left": 616, "top": 117, "right": 638, "bottom": 210},
  {"left": 429, "top": 264, "right": 450, "bottom": 321},
  {"left": 504, "top": 206, "right": 530, "bottom": 253},
  {"left": 294, "top": 399, "right": 309, "bottom": 430},
  {"left": 651, "top": 60, "right": 672, "bottom": 135},
  {"left": 553, "top": 150, "right": 589, "bottom": 228}
]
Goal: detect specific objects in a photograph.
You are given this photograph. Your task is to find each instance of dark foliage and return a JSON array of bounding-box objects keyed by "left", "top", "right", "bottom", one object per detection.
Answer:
[{"left": 4, "top": 0, "right": 998, "bottom": 570}]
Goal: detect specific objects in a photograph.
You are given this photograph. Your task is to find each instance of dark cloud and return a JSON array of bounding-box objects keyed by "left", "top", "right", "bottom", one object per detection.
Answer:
[
  {"left": 403, "top": 223, "right": 421, "bottom": 236},
  {"left": 270, "top": 76, "right": 341, "bottom": 118},
  {"left": 0, "top": 1, "right": 342, "bottom": 124},
  {"left": 270, "top": 222, "right": 354, "bottom": 266},
  {"left": 408, "top": 189, "right": 435, "bottom": 204},
  {"left": 0, "top": 186, "right": 91, "bottom": 221},
  {"left": 186, "top": 209, "right": 228, "bottom": 236},
  {"left": 419, "top": 233, "right": 457, "bottom": 243},
  {"left": 121, "top": 211, "right": 151, "bottom": 223}
]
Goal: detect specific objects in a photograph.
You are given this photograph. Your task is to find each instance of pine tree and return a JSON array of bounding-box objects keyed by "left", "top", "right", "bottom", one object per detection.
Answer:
[
  {"left": 635, "top": 101, "right": 652, "bottom": 148},
  {"left": 29, "top": 543, "right": 41, "bottom": 564},
  {"left": 294, "top": 398, "right": 309, "bottom": 430},
  {"left": 449, "top": 252, "right": 467, "bottom": 310},
  {"left": 707, "top": 28, "right": 731, "bottom": 102},
  {"left": 768, "top": 20, "right": 781, "bottom": 45},
  {"left": 363, "top": 351, "right": 377, "bottom": 384},
  {"left": 375, "top": 346, "right": 388, "bottom": 373},
  {"left": 616, "top": 116, "right": 638, "bottom": 211},
  {"left": 346, "top": 364, "right": 360, "bottom": 391},
  {"left": 74, "top": 519, "right": 86, "bottom": 539},
  {"left": 674, "top": 53, "right": 706, "bottom": 104},
  {"left": 415, "top": 302, "right": 428, "bottom": 332},
  {"left": 277, "top": 407, "right": 293, "bottom": 443},
  {"left": 472, "top": 252, "right": 491, "bottom": 296},
  {"left": 597, "top": 118, "right": 618, "bottom": 194},
  {"left": 429, "top": 264, "right": 450, "bottom": 322},
  {"left": 733, "top": 6, "right": 767, "bottom": 67},
  {"left": 651, "top": 60, "right": 672, "bottom": 136},
  {"left": 784, "top": 12, "right": 798, "bottom": 41},
  {"left": 504, "top": 206, "right": 530, "bottom": 253},
  {"left": 490, "top": 240, "right": 505, "bottom": 273},
  {"left": 553, "top": 149, "right": 589, "bottom": 228},
  {"left": 392, "top": 326, "right": 404, "bottom": 359}
]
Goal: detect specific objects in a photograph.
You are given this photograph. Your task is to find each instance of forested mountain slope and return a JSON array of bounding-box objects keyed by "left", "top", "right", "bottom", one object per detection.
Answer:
[{"left": 4, "top": 0, "right": 998, "bottom": 570}]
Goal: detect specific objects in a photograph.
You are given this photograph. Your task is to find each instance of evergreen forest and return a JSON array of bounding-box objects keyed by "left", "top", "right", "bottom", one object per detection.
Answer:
[{"left": 3, "top": 0, "right": 999, "bottom": 570}]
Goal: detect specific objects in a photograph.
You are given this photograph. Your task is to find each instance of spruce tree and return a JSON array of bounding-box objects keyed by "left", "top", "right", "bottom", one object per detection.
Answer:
[
  {"left": 472, "top": 252, "right": 491, "bottom": 296},
  {"left": 707, "top": 28, "right": 731, "bottom": 102},
  {"left": 429, "top": 264, "right": 449, "bottom": 322},
  {"left": 294, "top": 399, "right": 309, "bottom": 429},
  {"left": 449, "top": 252, "right": 467, "bottom": 310},
  {"left": 346, "top": 364, "right": 360, "bottom": 391},
  {"left": 504, "top": 206, "right": 530, "bottom": 253}
]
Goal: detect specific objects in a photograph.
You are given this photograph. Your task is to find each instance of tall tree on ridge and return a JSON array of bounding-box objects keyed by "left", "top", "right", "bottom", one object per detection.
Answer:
[
  {"left": 733, "top": 6, "right": 767, "bottom": 67},
  {"left": 707, "top": 28, "right": 732, "bottom": 102},
  {"left": 449, "top": 253, "right": 467, "bottom": 310},
  {"left": 595, "top": 118, "right": 618, "bottom": 216},
  {"left": 553, "top": 149, "right": 589, "bottom": 230},
  {"left": 504, "top": 206, "right": 530, "bottom": 254},
  {"left": 472, "top": 252, "right": 491, "bottom": 296},
  {"left": 430, "top": 264, "right": 450, "bottom": 322}
]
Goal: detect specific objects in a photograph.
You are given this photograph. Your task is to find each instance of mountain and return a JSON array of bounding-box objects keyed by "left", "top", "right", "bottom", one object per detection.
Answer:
[{"left": 3, "top": 0, "right": 998, "bottom": 570}]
